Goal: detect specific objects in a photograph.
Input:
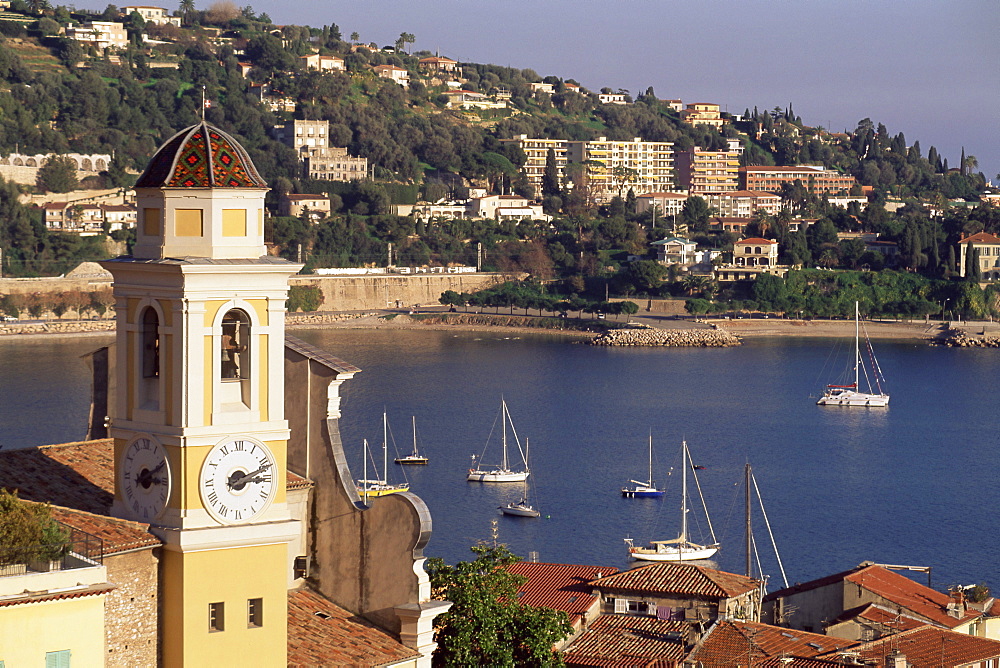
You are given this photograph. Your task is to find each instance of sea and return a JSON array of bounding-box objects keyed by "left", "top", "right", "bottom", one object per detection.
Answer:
[{"left": 2, "top": 329, "right": 997, "bottom": 592}]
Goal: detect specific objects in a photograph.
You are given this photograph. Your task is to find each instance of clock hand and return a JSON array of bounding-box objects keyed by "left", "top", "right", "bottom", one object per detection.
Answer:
[{"left": 228, "top": 462, "right": 273, "bottom": 489}]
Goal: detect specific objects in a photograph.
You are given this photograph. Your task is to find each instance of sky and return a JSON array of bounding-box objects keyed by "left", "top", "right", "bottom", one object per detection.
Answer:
[{"left": 247, "top": 0, "right": 999, "bottom": 184}]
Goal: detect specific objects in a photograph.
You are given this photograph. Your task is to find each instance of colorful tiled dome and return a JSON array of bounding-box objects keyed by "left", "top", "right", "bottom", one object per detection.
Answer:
[{"left": 135, "top": 122, "right": 267, "bottom": 189}]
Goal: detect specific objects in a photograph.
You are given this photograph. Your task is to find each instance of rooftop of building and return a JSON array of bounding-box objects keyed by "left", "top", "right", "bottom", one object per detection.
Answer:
[
  {"left": 562, "top": 614, "right": 688, "bottom": 667},
  {"left": 689, "top": 620, "right": 856, "bottom": 664},
  {"left": 841, "top": 625, "right": 1000, "bottom": 666},
  {"left": 506, "top": 561, "right": 617, "bottom": 624},
  {"left": 591, "top": 562, "right": 759, "bottom": 599},
  {"left": 134, "top": 121, "right": 267, "bottom": 189}
]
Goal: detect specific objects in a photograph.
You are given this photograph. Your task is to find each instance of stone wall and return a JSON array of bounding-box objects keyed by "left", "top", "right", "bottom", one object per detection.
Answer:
[
  {"left": 289, "top": 272, "right": 510, "bottom": 311},
  {"left": 104, "top": 548, "right": 160, "bottom": 667}
]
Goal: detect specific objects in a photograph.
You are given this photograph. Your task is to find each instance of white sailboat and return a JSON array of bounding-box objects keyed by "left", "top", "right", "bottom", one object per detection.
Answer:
[
  {"left": 817, "top": 301, "right": 889, "bottom": 407},
  {"left": 468, "top": 399, "right": 529, "bottom": 483},
  {"left": 625, "top": 439, "right": 719, "bottom": 562},
  {"left": 356, "top": 413, "right": 410, "bottom": 498},
  {"left": 395, "top": 416, "right": 429, "bottom": 465},
  {"left": 621, "top": 432, "right": 664, "bottom": 498},
  {"left": 500, "top": 439, "right": 540, "bottom": 517}
]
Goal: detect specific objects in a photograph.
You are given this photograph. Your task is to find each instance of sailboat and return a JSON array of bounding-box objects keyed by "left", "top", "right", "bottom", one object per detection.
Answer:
[
  {"left": 500, "top": 439, "right": 540, "bottom": 517},
  {"left": 356, "top": 413, "right": 410, "bottom": 498},
  {"left": 621, "top": 432, "right": 664, "bottom": 498},
  {"left": 816, "top": 301, "right": 889, "bottom": 407},
  {"left": 625, "top": 439, "right": 719, "bottom": 562},
  {"left": 467, "top": 399, "right": 529, "bottom": 483},
  {"left": 395, "top": 416, "right": 429, "bottom": 465}
]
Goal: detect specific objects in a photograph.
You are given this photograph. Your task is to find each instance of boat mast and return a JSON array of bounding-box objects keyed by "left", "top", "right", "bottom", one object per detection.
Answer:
[
  {"left": 648, "top": 431, "right": 653, "bottom": 486},
  {"left": 382, "top": 411, "right": 388, "bottom": 484},
  {"left": 362, "top": 439, "right": 368, "bottom": 500},
  {"left": 854, "top": 301, "right": 860, "bottom": 389},
  {"left": 501, "top": 400, "right": 509, "bottom": 471},
  {"left": 412, "top": 416, "right": 417, "bottom": 456},
  {"left": 680, "top": 440, "right": 688, "bottom": 543},
  {"left": 745, "top": 463, "right": 752, "bottom": 578}
]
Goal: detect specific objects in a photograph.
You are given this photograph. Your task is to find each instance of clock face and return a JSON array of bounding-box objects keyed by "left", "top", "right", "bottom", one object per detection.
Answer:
[
  {"left": 120, "top": 436, "right": 171, "bottom": 521},
  {"left": 200, "top": 437, "right": 277, "bottom": 524}
]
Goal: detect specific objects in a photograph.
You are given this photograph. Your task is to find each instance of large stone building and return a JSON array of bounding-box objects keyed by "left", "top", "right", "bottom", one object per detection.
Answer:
[
  {"left": 270, "top": 119, "right": 368, "bottom": 181},
  {"left": 740, "top": 165, "right": 857, "bottom": 195}
]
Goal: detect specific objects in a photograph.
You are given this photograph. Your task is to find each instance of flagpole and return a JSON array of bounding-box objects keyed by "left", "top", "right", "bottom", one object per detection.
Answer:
[{"left": 201, "top": 85, "right": 206, "bottom": 121}]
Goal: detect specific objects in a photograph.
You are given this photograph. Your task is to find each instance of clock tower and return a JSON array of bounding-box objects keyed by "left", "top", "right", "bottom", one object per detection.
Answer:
[{"left": 102, "top": 123, "right": 301, "bottom": 666}]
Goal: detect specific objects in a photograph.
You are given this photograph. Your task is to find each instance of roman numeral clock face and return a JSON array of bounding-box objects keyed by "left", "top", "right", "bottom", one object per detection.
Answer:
[
  {"left": 200, "top": 437, "right": 277, "bottom": 524},
  {"left": 120, "top": 436, "right": 171, "bottom": 521}
]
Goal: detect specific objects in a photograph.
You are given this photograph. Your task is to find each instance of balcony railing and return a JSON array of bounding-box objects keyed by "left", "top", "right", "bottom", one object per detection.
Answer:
[{"left": 0, "top": 521, "right": 103, "bottom": 577}]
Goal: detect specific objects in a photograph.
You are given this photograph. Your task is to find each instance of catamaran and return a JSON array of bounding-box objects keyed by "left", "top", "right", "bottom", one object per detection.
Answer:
[
  {"left": 621, "top": 432, "right": 664, "bottom": 498},
  {"left": 468, "top": 399, "right": 529, "bottom": 483},
  {"left": 817, "top": 301, "right": 889, "bottom": 407},
  {"left": 625, "top": 439, "right": 719, "bottom": 562}
]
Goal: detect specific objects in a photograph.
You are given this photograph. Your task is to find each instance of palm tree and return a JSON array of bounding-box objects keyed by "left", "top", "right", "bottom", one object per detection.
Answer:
[
  {"left": 179, "top": 0, "right": 195, "bottom": 25},
  {"left": 963, "top": 154, "right": 979, "bottom": 176},
  {"left": 350, "top": 31, "right": 359, "bottom": 44}
]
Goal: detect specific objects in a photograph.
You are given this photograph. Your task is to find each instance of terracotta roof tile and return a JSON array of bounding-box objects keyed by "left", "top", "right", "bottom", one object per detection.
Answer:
[
  {"left": 827, "top": 602, "right": 926, "bottom": 633},
  {"left": 49, "top": 505, "right": 160, "bottom": 555},
  {"left": 736, "top": 237, "right": 777, "bottom": 245},
  {"left": 844, "top": 566, "right": 979, "bottom": 628},
  {"left": 287, "top": 587, "right": 419, "bottom": 667},
  {"left": 563, "top": 614, "right": 687, "bottom": 667},
  {"left": 0, "top": 583, "right": 116, "bottom": 608},
  {"left": 834, "top": 625, "right": 1000, "bottom": 666},
  {"left": 689, "top": 620, "right": 856, "bottom": 664},
  {"left": 507, "top": 562, "right": 617, "bottom": 624},
  {"left": 959, "top": 232, "right": 1000, "bottom": 245},
  {"left": 592, "top": 563, "right": 759, "bottom": 599}
]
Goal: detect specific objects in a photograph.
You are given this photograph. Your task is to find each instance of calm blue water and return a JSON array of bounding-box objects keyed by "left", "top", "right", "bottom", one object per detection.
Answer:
[{"left": 2, "top": 330, "right": 997, "bottom": 591}]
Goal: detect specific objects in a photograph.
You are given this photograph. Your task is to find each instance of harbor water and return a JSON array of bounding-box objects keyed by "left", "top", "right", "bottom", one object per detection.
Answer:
[{"left": 2, "top": 329, "right": 997, "bottom": 590}]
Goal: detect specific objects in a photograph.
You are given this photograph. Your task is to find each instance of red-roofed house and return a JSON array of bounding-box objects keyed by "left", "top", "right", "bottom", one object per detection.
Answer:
[
  {"left": 374, "top": 64, "right": 410, "bottom": 87},
  {"left": 418, "top": 56, "right": 457, "bottom": 72},
  {"left": 841, "top": 625, "right": 1000, "bottom": 667},
  {"left": 563, "top": 615, "right": 689, "bottom": 667},
  {"left": 958, "top": 232, "right": 1000, "bottom": 280},
  {"left": 590, "top": 562, "right": 762, "bottom": 625},
  {"left": 763, "top": 563, "right": 983, "bottom": 637},
  {"left": 688, "top": 620, "right": 857, "bottom": 665},
  {"left": 299, "top": 53, "right": 345, "bottom": 72},
  {"left": 506, "top": 561, "right": 617, "bottom": 647},
  {"left": 824, "top": 602, "right": 929, "bottom": 641}
]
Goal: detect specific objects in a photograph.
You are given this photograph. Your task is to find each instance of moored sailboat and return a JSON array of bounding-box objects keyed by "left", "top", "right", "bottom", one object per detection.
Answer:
[
  {"left": 468, "top": 399, "right": 529, "bottom": 483},
  {"left": 356, "top": 413, "right": 410, "bottom": 498},
  {"left": 500, "top": 439, "right": 540, "bottom": 517},
  {"left": 621, "top": 432, "right": 664, "bottom": 498},
  {"left": 395, "top": 416, "right": 429, "bottom": 465},
  {"left": 625, "top": 439, "right": 719, "bottom": 562},
  {"left": 817, "top": 301, "right": 889, "bottom": 407}
]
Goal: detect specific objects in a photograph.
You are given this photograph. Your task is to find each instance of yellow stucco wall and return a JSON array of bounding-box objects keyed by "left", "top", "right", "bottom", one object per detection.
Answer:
[
  {"left": 0, "top": 593, "right": 106, "bottom": 665},
  {"left": 161, "top": 544, "right": 287, "bottom": 667}
]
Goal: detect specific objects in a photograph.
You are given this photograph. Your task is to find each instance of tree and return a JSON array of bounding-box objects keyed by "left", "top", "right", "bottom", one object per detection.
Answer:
[
  {"left": 541, "top": 148, "right": 560, "bottom": 199},
  {"left": 680, "top": 196, "right": 711, "bottom": 234},
  {"left": 178, "top": 0, "right": 195, "bottom": 25},
  {"left": 36, "top": 156, "right": 79, "bottom": 193},
  {"left": 426, "top": 544, "right": 572, "bottom": 666},
  {"left": 396, "top": 32, "right": 415, "bottom": 54}
]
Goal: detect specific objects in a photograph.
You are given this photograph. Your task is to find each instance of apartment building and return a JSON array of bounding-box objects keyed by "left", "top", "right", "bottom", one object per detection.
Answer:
[
  {"left": 271, "top": 120, "right": 368, "bottom": 181},
  {"left": 958, "top": 232, "right": 1000, "bottom": 280},
  {"left": 679, "top": 102, "right": 724, "bottom": 129},
  {"left": 740, "top": 165, "right": 857, "bottom": 195},
  {"left": 121, "top": 5, "right": 181, "bottom": 26},
  {"left": 41, "top": 202, "right": 137, "bottom": 234},
  {"left": 674, "top": 140, "right": 743, "bottom": 195},
  {"left": 705, "top": 190, "right": 782, "bottom": 217},
  {"left": 567, "top": 137, "right": 675, "bottom": 203},
  {"left": 299, "top": 53, "right": 345, "bottom": 71},
  {"left": 501, "top": 135, "right": 674, "bottom": 204},
  {"left": 635, "top": 192, "right": 688, "bottom": 218}
]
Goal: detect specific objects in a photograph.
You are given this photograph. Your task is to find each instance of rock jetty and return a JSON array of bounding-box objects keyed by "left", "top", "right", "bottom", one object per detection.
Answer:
[
  {"left": 936, "top": 330, "right": 1000, "bottom": 347},
  {"left": 0, "top": 320, "right": 115, "bottom": 336},
  {"left": 590, "top": 326, "right": 740, "bottom": 347}
]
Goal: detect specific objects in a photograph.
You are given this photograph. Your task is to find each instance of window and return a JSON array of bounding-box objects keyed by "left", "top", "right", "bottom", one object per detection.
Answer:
[
  {"left": 141, "top": 307, "right": 160, "bottom": 379},
  {"left": 221, "top": 309, "right": 250, "bottom": 381},
  {"left": 209, "top": 602, "right": 225, "bottom": 632},
  {"left": 248, "top": 598, "right": 263, "bottom": 628},
  {"left": 45, "top": 651, "right": 71, "bottom": 668}
]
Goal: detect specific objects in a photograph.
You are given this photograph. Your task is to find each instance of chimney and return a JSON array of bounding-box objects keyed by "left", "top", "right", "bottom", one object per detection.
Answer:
[
  {"left": 947, "top": 587, "right": 966, "bottom": 618},
  {"left": 884, "top": 650, "right": 906, "bottom": 668}
]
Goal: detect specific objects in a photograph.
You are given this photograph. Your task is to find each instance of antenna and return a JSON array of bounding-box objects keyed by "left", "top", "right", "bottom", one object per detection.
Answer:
[{"left": 200, "top": 85, "right": 207, "bottom": 121}]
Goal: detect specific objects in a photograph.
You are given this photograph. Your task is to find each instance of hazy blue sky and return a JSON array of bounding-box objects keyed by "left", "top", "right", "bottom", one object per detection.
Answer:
[{"left": 248, "top": 0, "right": 998, "bottom": 183}]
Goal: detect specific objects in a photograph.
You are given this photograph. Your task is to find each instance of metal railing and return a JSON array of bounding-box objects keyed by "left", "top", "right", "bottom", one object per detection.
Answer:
[{"left": 0, "top": 521, "right": 103, "bottom": 576}]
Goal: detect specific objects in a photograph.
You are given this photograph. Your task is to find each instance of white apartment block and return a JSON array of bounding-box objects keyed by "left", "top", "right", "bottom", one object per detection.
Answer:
[
  {"left": 704, "top": 190, "right": 782, "bottom": 217},
  {"left": 66, "top": 21, "right": 128, "bottom": 49},
  {"left": 121, "top": 5, "right": 181, "bottom": 26}
]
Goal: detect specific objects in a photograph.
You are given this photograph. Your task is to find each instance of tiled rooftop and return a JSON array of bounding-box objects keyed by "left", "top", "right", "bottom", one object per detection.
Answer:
[
  {"left": 49, "top": 505, "right": 160, "bottom": 555},
  {"left": 507, "top": 562, "right": 617, "bottom": 624},
  {"left": 592, "top": 562, "right": 759, "bottom": 599},
  {"left": 563, "top": 614, "right": 687, "bottom": 667},
  {"left": 833, "top": 625, "right": 1000, "bottom": 666},
  {"left": 959, "top": 232, "right": 1000, "bottom": 244},
  {"left": 287, "top": 587, "right": 419, "bottom": 667},
  {"left": 689, "top": 620, "right": 855, "bottom": 664},
  {"left": 827, "top": 602, "right": 926, "bottom": 633}
]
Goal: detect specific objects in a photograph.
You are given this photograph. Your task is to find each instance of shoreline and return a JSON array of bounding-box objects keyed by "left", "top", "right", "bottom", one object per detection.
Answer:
[{"left": 1, "top": 311, "right": 985, "bottom": 345}]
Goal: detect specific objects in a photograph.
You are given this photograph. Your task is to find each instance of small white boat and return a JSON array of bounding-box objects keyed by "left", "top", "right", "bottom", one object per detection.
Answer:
[
  {"left": 468, "top": 399, "right": 529, "bottom": 483},
  {"left": 626, "top": 439, "right": 719, "bottom": 562},
  {"left": 500, "top": 439, "right": 540, "bottom": 518},
  {"left": 395, "top": 416, "right": 428, "bottom": 465},
  {"left": 622, "top": 432, "right": 664, "bottom": 498},
  {"left": 817, "top": 301, "right": 889, "bottom": 407},
  {"left": 357, "top": 414, "right": 409, "bottom": 498}
]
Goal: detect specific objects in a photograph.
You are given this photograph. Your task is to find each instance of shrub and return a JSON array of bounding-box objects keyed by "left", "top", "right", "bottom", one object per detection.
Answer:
[{"left": 287, "top": 284, "right": 323, "bottom": 312}]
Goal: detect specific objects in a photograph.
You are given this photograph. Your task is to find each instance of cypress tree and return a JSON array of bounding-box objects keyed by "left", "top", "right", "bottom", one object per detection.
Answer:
[
  {"left": 971, "top": 248, "right": 983, "bottom": 282},
  {"left": 541, "top": 148, "right": 560, "bottom": 198},
  {"left": 946, "top": 245, "right": 956, "bottom": 278},
  {"left": 964, "top": 241, "right": 976, "bottom": 279}
]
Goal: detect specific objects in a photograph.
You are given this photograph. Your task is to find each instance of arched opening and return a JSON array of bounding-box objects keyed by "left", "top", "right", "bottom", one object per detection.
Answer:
[
  {"left": 140, "top": 306, "right": 160, "bottom": 409},
  {"left": 220, "top": 309, "right": 252, "bottom": 408}
]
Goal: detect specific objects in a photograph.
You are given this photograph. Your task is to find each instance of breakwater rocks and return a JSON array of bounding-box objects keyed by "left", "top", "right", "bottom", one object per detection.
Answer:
[
  {"left": 937, "top": 330, "right": 1000, "bottom": 347},
  {"left": 0, "top": 320, "right": 116, "bottom": 336},
  {"left": 590, "top": 326, "right": 741, "bottom": 347},
  {"left": 286, "top": 312, "right": 379, "bottom": 327}
]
